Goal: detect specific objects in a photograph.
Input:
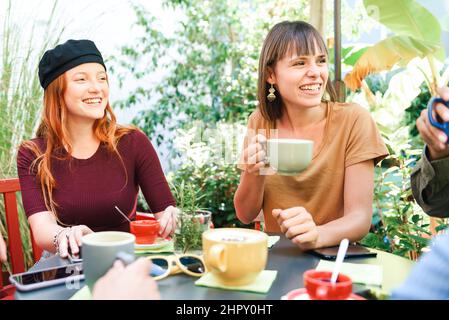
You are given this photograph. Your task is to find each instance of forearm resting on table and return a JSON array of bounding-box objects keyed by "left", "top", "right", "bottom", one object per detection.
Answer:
[
  {"left": 234, "top": 171, "right": 265, "bottom": 224},
  {"left": 28, "top": 211, "right": 65, "bottom": 253},
  {"left": 315, "top": 212, "right": 371, "bottom": 249}
]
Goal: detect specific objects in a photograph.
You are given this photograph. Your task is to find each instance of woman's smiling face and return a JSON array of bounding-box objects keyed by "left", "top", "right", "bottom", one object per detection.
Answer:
[
  {"left": 269, "top": 44, "right": 329, "bottom": 110},
  {"left": 63, "top": 62, "right": 109, "bottom": 123}
]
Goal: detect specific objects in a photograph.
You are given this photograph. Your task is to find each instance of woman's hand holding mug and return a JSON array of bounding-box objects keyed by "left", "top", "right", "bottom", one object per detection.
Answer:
[{"left": 242, "top": 134, "right": 268, "bottom": 175}]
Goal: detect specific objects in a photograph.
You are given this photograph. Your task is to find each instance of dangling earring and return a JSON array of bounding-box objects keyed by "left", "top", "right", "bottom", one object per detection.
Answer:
[{"left": 267, "top": 84, "right": 276, "bottom": 102}]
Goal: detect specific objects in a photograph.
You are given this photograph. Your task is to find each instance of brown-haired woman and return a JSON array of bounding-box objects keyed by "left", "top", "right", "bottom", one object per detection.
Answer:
[
  {"left": 234, "top": 21, "right": 388, "bottom": 250},
  {"left": 17, "top": 40, "right": 177, "bottom": 258}
]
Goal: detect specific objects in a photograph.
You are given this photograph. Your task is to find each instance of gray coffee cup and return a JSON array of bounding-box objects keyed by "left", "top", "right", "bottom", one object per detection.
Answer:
[{"left": 82, "top": 231, "right": 135, "bottom": 290}]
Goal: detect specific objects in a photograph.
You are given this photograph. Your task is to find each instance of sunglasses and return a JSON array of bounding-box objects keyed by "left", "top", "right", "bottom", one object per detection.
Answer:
[{"left": 147, "top": 254, "right": 206, "bottom": 280}]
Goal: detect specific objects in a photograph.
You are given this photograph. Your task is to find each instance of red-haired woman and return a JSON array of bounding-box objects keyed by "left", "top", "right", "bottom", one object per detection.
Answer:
[{"left": 17, "top": 40, "right": 177, "bottom": 259}]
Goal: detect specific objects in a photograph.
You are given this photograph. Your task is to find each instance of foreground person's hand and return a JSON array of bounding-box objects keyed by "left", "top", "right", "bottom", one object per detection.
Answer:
[{"left": 92, "top": 258, "right": 160, "bottom": 300}]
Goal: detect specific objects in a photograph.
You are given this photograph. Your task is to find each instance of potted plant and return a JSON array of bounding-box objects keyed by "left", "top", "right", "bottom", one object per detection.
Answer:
[{"left": 170, "top": 181, "right": 212, "bottom": 255}]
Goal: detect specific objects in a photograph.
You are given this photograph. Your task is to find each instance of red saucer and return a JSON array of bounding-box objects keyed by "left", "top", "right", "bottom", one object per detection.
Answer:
[{"left": 282, "top": 288, "right": 365, "bottom": 300}]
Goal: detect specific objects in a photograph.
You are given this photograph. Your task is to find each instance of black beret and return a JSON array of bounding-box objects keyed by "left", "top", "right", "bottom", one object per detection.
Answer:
[{"left": 38, "top": 39, "right": 106, "bottom": 89}]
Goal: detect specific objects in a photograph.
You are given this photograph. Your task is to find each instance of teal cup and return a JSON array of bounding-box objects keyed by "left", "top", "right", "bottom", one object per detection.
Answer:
[{"left": 81, "top": 231, "right": 135, "bottom": 291}]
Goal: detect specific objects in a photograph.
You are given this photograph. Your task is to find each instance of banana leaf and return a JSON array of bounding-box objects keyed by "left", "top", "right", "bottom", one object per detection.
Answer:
[
  {"left": 364, "top": 0, "right": 441, "bottom": 43},
  {"left": 344, "top": 36, "right": 442, "bottom": 90},
  {"left": 344, "top": 47, "right": 369, "bottom": 66}
]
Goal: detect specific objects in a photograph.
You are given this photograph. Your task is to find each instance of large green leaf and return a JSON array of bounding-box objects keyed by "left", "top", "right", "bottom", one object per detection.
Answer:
[
  {"left": 343, "top": 47, "right": 369, "bottom": 66},
  {"left": 364, "top": 0, "right": 441, "bottom": 43},
  {"left": 345, "top": 35, "right": 442, "bottom": 90}
]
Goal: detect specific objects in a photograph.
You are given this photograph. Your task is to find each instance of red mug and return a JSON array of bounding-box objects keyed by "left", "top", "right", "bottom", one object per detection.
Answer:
[
  {"left": 130, "top": 219, "right": 160, "bottom": 244},
  {"left": 303, "top": 269, "right": 352, "bottom": 300}
]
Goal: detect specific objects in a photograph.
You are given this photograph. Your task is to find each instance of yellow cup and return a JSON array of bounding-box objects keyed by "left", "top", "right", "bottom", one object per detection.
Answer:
[{"left": 202, "top": 228, "right": 268, "bottom": 286}]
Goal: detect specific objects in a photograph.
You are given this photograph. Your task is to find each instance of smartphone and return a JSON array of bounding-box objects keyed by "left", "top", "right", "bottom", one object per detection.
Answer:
[
  {"left": 308, "top": 244, "right": 377, "bottom": 260},
  {"left": 9, "top": 263, "right": 84, "bottom": 292}
]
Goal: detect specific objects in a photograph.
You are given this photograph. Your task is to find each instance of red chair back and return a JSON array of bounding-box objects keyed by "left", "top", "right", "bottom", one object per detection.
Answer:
[{"left": 0, "top": 178, "right": 42, "bottom": 299}]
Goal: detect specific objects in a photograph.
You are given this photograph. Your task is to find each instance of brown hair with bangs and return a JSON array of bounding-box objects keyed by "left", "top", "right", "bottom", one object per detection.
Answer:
[
  {"left": 257, "top": 20, "right": 337, "bottom": 122},
  {"left": 21, "top": 72, "right": 136, "bottom": 222}
]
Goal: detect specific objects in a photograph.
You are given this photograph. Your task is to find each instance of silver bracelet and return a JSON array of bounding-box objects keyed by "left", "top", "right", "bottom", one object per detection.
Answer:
[{"left": 53, "top": 227, "right": 68, "bottom": 255}]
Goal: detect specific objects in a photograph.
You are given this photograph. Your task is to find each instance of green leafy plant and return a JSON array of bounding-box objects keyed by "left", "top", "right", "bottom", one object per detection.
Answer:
[
  {"left": 166, "top": 120, "right": 251, "bottom": 253},
  {"left": 168, "top": 161, "right": 245, "bottom": 229},
  {"left": 404, "top": 82, "right": 432, "bottom": 137},
  {"left": 171, "top": 180, "right": 207, "bottom": 215},
  {"left": 360, "top": 119, "right": 449, "bottom": 260},
  {"left": 166, "top": 121, "right": 250, "bottom": 229},
  {"left": 0, "top": 0, "right": 65, "bottom": 272},
  {"left": 174, "top": 213, "right": 204, "bottom": 254},
  {"left": 362, "top": 133, "right": 431, "bottom": 260},
  {"left": 115, "top": 0, "right": 381, "bottom": 231},
  {"left": 110, "top": 0, "right": 315, "bottom": 154},
  {"left": 345, "top": 0, "right": 447, "bottom": 95},
  {"left": 116, "top": 0, "right": 448, "bottom": 260},
  {"left": 170, "top": 180, "right": 210, "bottom": 254},
  {"left": 349, "top": 67, "right": 436, "bottom": 259},
  {"left": 343, "top": 0, "right": 449, "bottom": 260}
]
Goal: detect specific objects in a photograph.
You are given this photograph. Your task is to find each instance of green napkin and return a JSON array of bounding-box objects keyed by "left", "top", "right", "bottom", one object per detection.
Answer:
[
  {"left": 195, "top": 270, "right": 277, "bottom": 293},
  {"left": 70, "top": 285, "right": 92, "bottom": 300},
  {"left": 268, "top": 236, "right": 280, "bottom": 248},
  {"left": 316, "top": 260, "right": 383, "bottom": 286},
  {"left": 134, "top": 241, "right": 174, "bottom": 255}
]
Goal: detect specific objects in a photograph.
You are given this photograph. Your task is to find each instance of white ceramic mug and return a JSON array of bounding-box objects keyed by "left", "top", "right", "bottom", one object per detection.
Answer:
[{"left": 266, "top": 138, "right": 313, "bottom": 175}]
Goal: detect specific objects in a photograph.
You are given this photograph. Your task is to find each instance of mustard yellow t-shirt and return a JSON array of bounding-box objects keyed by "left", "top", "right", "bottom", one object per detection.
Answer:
[{"left": 243, "top": 101, "right": 388, "bottom": 232}]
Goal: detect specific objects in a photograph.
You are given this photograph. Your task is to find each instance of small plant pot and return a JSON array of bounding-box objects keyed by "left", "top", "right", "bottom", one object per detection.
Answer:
[{"left": 174, "top": 210, "right": 212, "bottom": 255}]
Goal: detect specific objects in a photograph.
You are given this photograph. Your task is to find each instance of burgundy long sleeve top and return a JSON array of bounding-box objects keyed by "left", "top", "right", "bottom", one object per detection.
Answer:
[{"left": 17, "top": 129, "right": 176, "bottom": 232}]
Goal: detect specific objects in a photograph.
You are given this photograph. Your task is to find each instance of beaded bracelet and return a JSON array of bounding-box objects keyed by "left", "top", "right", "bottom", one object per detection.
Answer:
[{"left": 53, "top": 227, "right": 68, "bottom": 255}]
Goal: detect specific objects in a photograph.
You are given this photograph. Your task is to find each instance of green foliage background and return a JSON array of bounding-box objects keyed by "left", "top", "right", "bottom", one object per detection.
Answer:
[
  {"left": 117, "top": 0, "right": 448, "bottom": 260},
  {"left": 1, "top": 0, "right": 65, "bottom": 273}
]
